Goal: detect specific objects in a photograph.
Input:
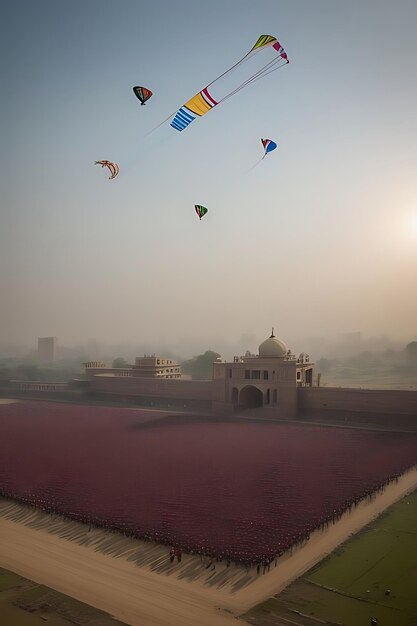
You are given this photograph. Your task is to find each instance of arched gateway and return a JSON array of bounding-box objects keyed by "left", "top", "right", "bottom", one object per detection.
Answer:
[
  {"left": 239, "top": 385, "right": 263, "bottom": 408},
  {"left": 211, "top": 329, "right": 315, "bottom": 416}
]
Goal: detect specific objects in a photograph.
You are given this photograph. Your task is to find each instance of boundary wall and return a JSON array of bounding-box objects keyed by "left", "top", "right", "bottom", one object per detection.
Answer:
[
  {"left": 89, "top": 374, "right": 212, "bottom": 405},
  {"left": 298, "top": 387, "right": 417, "bottom": 427},
  {"left": 2, "top": 378, "right": 417, "bottom": 425}
]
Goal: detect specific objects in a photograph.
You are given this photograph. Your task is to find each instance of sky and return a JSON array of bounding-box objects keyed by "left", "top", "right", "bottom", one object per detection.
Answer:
[{"left": 1, "top": 0, "right": 416, "bottom": 356}]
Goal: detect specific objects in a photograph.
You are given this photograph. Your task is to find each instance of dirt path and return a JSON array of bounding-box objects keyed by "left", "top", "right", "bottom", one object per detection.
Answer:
[{"left": 0, "top": 516, "right": 241, "bottom": 626}]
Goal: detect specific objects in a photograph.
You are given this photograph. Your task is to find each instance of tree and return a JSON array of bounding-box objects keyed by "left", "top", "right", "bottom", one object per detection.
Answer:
[
  {"left": 181, "top": 350, "right": 221, "bottom": 379},
  {"left": 112, "top": 357, "right": 129, "bottom": 368},
  {"left": 317, "top": 358, "right": 331, "bottom": 373}
]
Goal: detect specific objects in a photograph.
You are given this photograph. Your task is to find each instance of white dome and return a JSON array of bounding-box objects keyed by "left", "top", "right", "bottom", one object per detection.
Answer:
[{"left": 258, "top": 330, "right": 287, "bottom": 358}]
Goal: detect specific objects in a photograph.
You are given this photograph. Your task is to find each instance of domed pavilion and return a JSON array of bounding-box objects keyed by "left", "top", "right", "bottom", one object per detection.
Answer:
[
  {"left": 212, "top": 329, "right": 314, "bottom": 416},
  {"left": 258, "top": 329, "right": 288, "bottom": 358}
]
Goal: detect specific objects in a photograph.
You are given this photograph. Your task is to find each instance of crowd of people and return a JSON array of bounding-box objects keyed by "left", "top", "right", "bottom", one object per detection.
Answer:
[{"left": 0, "top": 467, "right": 411, "bottom": 571}]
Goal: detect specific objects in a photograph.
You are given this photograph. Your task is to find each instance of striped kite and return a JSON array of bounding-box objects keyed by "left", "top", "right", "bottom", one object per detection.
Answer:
[
  {"left": 170, "top": 35, "right": 288, "bottom": 132},
  {"left": 195, "top": 205, "right": 208, "bottom": 221},
  {"left": 95, "top": 160, "right": 119, "bottom": 180}
]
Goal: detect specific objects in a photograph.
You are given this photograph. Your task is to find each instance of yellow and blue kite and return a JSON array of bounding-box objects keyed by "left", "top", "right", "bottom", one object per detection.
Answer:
[{"left": 170, "top": 35, "right": 288, "bottom": 132}]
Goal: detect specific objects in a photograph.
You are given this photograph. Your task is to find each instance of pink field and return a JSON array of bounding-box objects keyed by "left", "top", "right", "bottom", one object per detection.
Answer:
[{"left": 0, "top": 401, "right": 416, "bottom": 563}]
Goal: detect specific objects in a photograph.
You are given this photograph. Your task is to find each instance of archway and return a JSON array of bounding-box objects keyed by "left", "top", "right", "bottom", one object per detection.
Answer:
[{"left": 239, "top": 385, "right": 263, "bottom": 409}]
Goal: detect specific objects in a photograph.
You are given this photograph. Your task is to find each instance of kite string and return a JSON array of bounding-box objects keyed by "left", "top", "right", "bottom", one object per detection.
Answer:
[
  {"left": 208, "top": 52, "right": 287, "bottom": 106},
  {"left": 224, "top": 55, "right": 285, "bottom": 90},
  {"left": 219, "top": 61, "right": 286, "bottom": 105},
  {"left": 205, "top": 47, "right": 261, "bottom": 88},
  {"left": 219, "top": 58, "right": 288, "bottom": 105},
  {"left": 144, "top": 111, "right": 178, "bottom": 137},
  {"left": 246, "top": 59, "right": 289, "bottom": 83},
  {"left": 245, "top": 157, "right": 264, "bottom": 174}
]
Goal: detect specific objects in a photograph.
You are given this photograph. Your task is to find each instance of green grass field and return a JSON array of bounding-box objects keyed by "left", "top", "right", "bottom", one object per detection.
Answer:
[
  {"left": 245, "top": 489, "right": 417, "bottom": 626},
  {"left": 0, "top": 568, "right": 127, "bottom": 626}
]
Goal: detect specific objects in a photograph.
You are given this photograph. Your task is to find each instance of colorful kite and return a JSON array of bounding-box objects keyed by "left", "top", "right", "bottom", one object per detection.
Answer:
[
  {"left": 95, "top": 160, "right": 119, "bottom": 180},
  {"left": 170, "top": 35, "right": 288, "bottom": 132},
  {"left": 133, "top": 86, "right": 153, "bottom": 105},
  {"left": 195, "top": 205, "right": 208, "bottom": 221},
  {"left": 261, "top": 138, "right": 277, "bottom": 158}
]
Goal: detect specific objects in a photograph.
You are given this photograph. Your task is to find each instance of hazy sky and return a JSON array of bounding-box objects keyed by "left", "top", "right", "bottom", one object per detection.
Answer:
[{"left": 1, "top": 0, "right": 416, "bottom": 353}]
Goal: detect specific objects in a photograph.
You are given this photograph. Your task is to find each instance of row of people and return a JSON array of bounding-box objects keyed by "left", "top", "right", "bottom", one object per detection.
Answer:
[{"left": 0, "top": 468, "right": 410, "bottom": 569}]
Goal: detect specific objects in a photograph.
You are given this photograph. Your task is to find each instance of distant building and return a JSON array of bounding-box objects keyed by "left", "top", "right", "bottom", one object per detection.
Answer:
[
  {"left": 133, "top": 356, "right": 181, "bottom": 379},
  {"left": 83, "top": 362, "right": 109, "bottom": 376},
  {"left": 37, "top": 337, "right": 57, "bottom": 363},
  {"left": 83, "top": 356, "right": 181, "bottom": 380}
]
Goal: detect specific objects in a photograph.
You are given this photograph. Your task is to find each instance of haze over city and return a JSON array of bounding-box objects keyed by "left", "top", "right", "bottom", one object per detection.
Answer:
[{"left": 1, "top": 0, "right": 416, "bottom": 353}]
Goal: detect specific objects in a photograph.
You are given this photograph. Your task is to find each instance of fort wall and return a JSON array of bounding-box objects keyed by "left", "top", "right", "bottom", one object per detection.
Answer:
[
  {"left": 89, "top": 374, "right": 213, "bottom": 405},
  {"left": 298, "top": 387, "right": 417, "bottom": 427},
  {"left": 2, "top": 377, "right": 417, "bottom": 426},
  {"left": 298, "top": 387, "right": 417, "bottom": 415}
]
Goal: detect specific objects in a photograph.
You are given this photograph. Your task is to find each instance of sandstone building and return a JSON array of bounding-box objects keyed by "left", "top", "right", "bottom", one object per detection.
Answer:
[{"left": 84, "top": 330, "right": 314, "bottom": 418}]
